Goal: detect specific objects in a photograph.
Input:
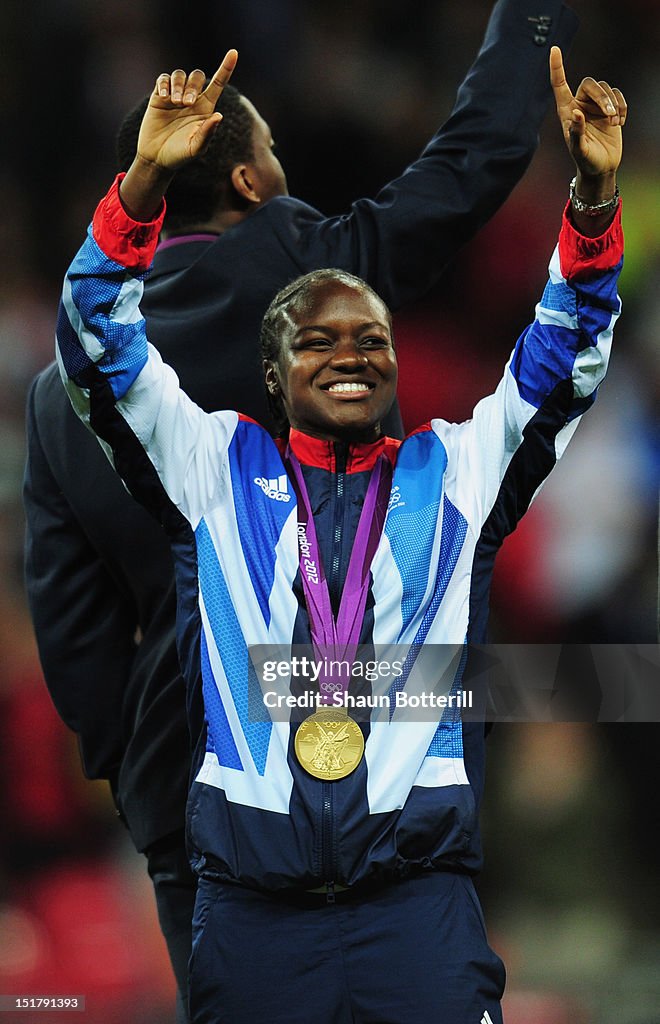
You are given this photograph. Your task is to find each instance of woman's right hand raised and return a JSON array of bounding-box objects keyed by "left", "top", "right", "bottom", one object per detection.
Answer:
[
  {"left": 120, "top": 49, "right": 238, "bottom": 221},
  {"left": 136, "top": 50, "right": 238, "bottom": 172}
]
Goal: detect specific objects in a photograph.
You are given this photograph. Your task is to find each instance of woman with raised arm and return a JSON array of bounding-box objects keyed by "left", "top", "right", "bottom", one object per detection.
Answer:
[{"left": 57, "top": 45, "right": 624, "bottom": 1024}]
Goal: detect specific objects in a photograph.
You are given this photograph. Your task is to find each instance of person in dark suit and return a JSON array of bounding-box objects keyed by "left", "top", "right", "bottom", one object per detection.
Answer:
[
  {"left": 23, "top": 366, "right": 196, "bottom": 1022},
  {"left": 23, "top": 3, "right": 577, "bottom": 1020}
]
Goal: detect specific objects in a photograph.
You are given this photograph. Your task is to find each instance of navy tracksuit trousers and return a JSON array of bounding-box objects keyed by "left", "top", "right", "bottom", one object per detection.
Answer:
[{"left": 189, "top": 871, "right": 505, "bottom": 1024}]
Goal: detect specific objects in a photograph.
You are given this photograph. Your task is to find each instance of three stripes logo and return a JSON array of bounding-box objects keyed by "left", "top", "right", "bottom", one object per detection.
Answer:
[
  {"left": 481, "top": 1012, "right": 495, "bottom": 1024},
  {"left": 254, "top": 474, "right": 292, "bottom": 502}
]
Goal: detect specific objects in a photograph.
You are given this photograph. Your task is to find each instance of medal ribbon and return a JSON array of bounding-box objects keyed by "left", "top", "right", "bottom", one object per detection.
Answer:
[{"left": 286, "top": 446, "right": 391, "bottom": 703}]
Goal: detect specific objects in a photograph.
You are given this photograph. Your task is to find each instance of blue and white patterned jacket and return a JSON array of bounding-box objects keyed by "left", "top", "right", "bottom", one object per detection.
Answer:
[{"left": 56, "top": 178, "right": 623, "bottom": 891}]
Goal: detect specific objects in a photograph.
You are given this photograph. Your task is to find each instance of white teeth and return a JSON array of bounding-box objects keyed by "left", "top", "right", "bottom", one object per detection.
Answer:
[{"left": 327, "top": 382, "right": 370, "bottom": 393}]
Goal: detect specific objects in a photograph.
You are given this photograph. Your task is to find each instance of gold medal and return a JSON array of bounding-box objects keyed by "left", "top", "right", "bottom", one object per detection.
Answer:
[{"left": 294, "top": 708, "right": 364, "bottom": 781}]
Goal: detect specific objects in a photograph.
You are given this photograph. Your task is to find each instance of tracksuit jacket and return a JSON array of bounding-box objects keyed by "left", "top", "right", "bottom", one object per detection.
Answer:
[{"left": 56, "top": 177, "right": 623, "bottom": 894}]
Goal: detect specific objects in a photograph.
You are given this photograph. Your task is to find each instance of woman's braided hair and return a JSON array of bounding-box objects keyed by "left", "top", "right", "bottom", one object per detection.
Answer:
[
  {"left": 260, "top": 269, "right": 393, "bottom": 437},
  {"left": 116, "top": 84, "right": 255, "bottom": 229}
]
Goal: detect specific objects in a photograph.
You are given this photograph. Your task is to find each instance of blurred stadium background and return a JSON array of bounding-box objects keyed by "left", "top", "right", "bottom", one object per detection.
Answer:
[{"left": 0, "top": 1, "right": 658, "bottom": 1021}]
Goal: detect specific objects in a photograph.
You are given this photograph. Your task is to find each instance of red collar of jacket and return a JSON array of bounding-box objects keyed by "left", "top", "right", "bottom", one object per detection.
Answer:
[{"left": 275, "top": 428, "right": 402, "bottom": 473}]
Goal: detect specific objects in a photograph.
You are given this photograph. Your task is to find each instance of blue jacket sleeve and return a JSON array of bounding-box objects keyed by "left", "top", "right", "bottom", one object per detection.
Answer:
[
  {"left": 57, "top": 178, "right": 242, "bottom": 531},
  {"left": 435, "top": 203, "right": 624, "bottom": 531},
  {"left": 275, "top": 0, "right": 579, "bottom": 308}
]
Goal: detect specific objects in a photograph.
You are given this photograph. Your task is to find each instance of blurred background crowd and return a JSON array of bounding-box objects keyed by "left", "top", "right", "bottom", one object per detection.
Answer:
[{"left": 0, "top": 1, "right": 658, "bottom": 1021}]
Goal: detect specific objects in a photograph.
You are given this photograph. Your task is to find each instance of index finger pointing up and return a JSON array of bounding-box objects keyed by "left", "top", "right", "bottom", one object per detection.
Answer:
[
  {"left": 204, "top": 49, "right": 239, "bottom": 104},
  {"left": 549, "top": 45, "right": 574, "bottom": 108}
]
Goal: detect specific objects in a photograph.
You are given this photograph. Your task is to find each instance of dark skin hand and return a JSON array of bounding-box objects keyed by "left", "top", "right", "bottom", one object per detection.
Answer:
[
  {"left": 549, "top": 46, "right": 626, "bottom": 236},
  {"left": 120, "top": 49, "right": 238, "bottom": 222}
]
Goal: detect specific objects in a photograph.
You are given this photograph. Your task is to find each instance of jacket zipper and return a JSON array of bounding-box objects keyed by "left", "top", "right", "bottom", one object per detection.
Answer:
[{"left": 320, "top": 783, "right": 336, "bottom": 903}]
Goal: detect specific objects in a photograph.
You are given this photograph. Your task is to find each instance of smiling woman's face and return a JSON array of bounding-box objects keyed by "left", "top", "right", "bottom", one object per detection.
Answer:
[{"left": 265, "top": 279, "right": 398, "bottom": 444}]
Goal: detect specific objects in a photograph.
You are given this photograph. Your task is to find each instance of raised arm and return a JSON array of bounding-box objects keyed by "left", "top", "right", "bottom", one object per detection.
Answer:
[
  {"left": 285, "top": 0, "right": 579, "bottom": 308},
  {"left": 437, "top": 53, "right": 625, "bottom": 571},
  {"left": 57, "top": 52, "right": 246, "bottom": 529}
]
